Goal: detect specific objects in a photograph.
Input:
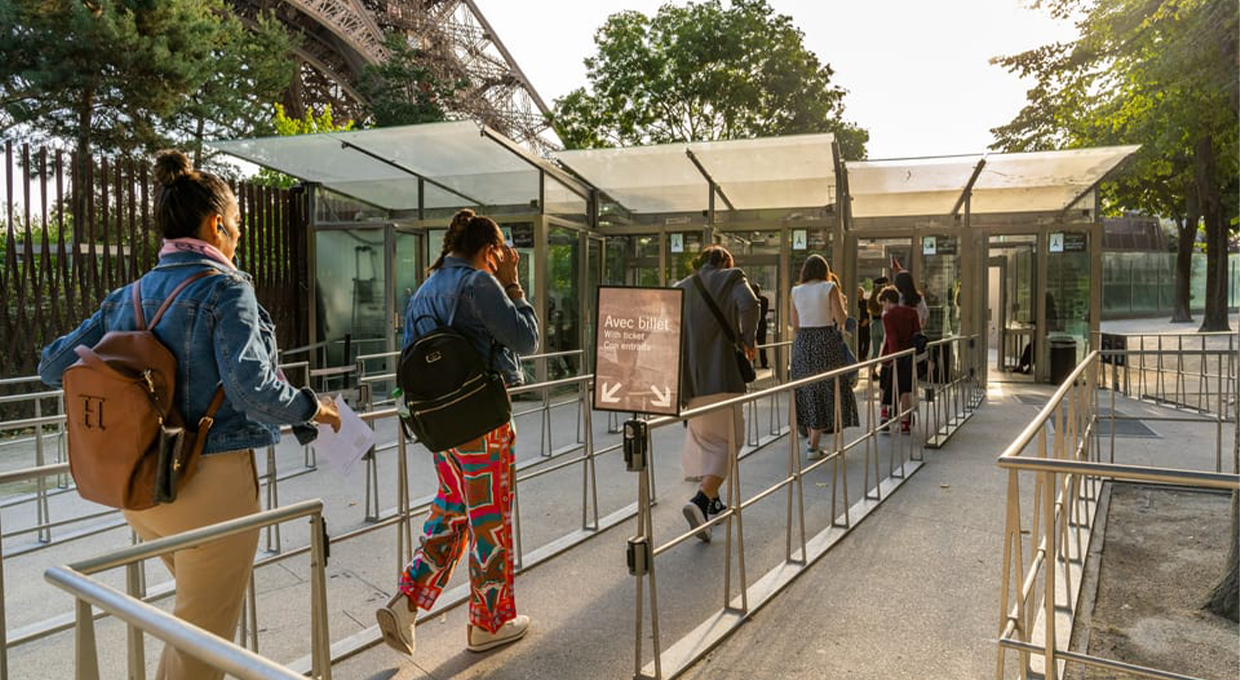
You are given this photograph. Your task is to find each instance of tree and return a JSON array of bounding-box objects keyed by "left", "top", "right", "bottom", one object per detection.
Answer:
[
  {"left": 551, "top": 0, "right": 868, "bottom": 158},
  {"left": 357, "top": 33, "right": 462, "bottom": 128},
  {"left": 160, "top": 11, "right": 298, "bottom": 167},
  {"left": 0, "top": 0, "right": 297, "bottom": 160},
  {"left": 992, "top": 0, "right": 1237, "bottom": 330}
]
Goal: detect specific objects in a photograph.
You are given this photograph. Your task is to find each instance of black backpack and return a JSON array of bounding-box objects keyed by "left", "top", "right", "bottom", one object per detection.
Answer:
[{"left": 396, "top": 274, "right": 511, "bottom": 452}]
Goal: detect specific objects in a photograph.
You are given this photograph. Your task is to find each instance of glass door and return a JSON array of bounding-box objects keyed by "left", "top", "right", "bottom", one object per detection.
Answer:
[{"left": 988, "top": 235, "right": 1038, "bottom": 382}]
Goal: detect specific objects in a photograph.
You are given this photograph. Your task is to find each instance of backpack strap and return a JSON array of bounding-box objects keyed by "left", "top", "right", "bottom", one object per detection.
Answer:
[
  {"left": 146, "top": 270, "right": 217, "bottom": 330},
  {"left": 692, "top": 273, "right": 742, "bottom": 349},
  {"left": 413, "top": 271, "right": 474, "bottom": 338},
  {"left": 198, "top": 384, "right": 227, "bottom": 430}
]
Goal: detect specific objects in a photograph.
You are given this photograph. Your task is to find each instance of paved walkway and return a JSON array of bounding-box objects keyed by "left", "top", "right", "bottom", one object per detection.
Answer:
[{"left": 1, "top": 321, "right": 1233, "bottom": 679}]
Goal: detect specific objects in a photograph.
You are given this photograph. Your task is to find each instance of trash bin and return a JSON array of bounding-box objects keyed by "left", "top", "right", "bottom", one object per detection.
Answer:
[{"left": 1049, "top": 336, "right": 1078, "bottom": 384}]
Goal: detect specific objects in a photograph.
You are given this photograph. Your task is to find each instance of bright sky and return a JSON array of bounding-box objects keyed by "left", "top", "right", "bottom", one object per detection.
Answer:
[{"left": 473, "top": 0, "right": 1081, "bottom": 159}]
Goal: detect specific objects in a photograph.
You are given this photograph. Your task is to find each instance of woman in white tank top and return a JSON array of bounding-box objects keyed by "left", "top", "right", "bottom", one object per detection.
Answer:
[{"left": 790, "top": 255, "right": 859, "bottom": 458}]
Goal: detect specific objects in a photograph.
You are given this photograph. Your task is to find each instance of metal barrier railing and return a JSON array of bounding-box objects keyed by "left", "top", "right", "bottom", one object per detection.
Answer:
[
  {"left": 45, "top": 499, "right": 330, "bottom": 680},
  {"left": 0, "top": 370, "right": 646, "bottom": 677},
  {"left": 0, "top": 362, "right": 315, "bottom": 556},
  {"left": 995, "top": 348, "right": 1239, "bottom": 680},
  {"left": 1092, "top": 330, "right": 1238, "bottom": 417},
  {"left": 622, "top": 335, "right": 982, "bottom": 680},
  {"left": 351, "top": 349, "right": 588, "bottom": 521}
]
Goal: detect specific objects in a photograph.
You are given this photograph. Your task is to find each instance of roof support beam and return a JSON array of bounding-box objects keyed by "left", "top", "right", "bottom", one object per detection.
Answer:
[
  {"left": 685, "top": 149, "right": 736, "bottom": 211},
  {"left": 479, "top": 126, "right": 592, "bottom": 201},
  {"left": 952, "top": 157, "right": 987, "bottom": 218},
  {"left": 336, "top": 140, "right": 486, "bottom": 207}
]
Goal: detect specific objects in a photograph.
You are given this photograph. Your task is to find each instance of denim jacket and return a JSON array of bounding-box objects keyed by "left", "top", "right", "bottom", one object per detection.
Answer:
[
  {"left": 38, "top": 252, "right": 319, "bottom": 454},
  {"left": 402, "top": 256, "right": 539, "bottom": 385}
]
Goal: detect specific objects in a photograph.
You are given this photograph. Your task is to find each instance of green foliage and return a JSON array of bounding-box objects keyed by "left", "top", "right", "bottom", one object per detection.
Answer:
[
  {"left": 357, "top": 33, "right": 462, "bottom": 128},
  {"left": 551, "top": 0, "right": 868, "bottom": 158},
  {"left": 0, "top": 0, "right": 297, "bottom": 160},
  {"left": 253, "top": 103, "right": 355, "bottom": 188},
  {"left": 991, "top": 0, "right": 1238, "bottom": 221}
]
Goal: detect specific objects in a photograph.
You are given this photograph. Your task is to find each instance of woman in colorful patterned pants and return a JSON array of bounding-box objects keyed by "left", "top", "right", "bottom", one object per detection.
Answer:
[{"left": 375, "top": 210, "right": 539, "bottom": 656}]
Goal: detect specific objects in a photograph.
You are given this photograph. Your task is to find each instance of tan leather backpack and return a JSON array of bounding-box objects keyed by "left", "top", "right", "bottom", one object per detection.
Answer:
[{"left": 62, "top": 270, "right": 225, "bottom": 510}]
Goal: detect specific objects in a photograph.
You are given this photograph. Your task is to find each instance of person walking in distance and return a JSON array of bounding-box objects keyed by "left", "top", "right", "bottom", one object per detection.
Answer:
[
  {"left": 39, "top": 150, "right": 341, "bottom": 680},
  {"left": 675, "top": 246, "right": 759, "bottom": 542},
  {"left": 790, "top": 255, "right": 860, "bottom": 459},
  {"left": 376, "top": 210, "right": 539, "bottom": 656}
]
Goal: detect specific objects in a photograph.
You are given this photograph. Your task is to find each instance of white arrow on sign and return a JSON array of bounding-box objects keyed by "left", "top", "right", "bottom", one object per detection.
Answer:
[
  {"left": 651, "top": 385, "right": 672, "bottom": 408},
  {"left": 600, "top": 382, "right": 622, "bottom": 404}
]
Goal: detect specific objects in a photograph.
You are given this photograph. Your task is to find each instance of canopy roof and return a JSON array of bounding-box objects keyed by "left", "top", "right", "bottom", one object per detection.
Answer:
[
  {"left": 553, "top": 133, "right": 838, "bottom": 213},
  {"left": 845, "top": 146, "right": 1140, "bottom": 218},
  {"left": 209, "top": 121, "right": 585, "bottom": 212}
]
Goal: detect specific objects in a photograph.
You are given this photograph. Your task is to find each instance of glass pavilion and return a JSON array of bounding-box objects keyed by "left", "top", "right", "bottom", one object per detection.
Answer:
[{"left": 211, "top": 122, "right": 1137, "bottom": 385}]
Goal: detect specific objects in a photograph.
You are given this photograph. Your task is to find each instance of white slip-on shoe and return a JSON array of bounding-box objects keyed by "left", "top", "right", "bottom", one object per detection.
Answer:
[
  {"left": 467, "top": 615, "right": 531, "bottom": 652},
  {"left": 375, "top": 591, "right": 417, "bottom": 656}
]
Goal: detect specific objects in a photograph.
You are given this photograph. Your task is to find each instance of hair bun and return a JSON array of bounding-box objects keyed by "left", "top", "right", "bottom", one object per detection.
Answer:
[{"left": 153, "top": 149, "right": 193, "bottom": 186}]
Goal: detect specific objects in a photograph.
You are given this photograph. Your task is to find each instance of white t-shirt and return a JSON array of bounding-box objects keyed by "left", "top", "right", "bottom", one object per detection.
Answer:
[{"left": 792, "top": 280, "right": 837, "bottom": 328}]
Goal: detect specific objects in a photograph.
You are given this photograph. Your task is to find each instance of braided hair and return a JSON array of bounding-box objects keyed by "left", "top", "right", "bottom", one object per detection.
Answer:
[{"left": 428, "top": 209, "right": 503, "bottom": 272}]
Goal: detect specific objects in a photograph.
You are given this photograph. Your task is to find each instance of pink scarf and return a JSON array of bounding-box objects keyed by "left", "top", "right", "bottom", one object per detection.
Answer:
[{"left": 159, "top": 238, "right": 237, "bottom": 271}]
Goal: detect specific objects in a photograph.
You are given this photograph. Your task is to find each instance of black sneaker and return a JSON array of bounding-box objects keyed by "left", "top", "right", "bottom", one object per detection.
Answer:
[
  {"left": 682, "top": 491, "right": 713, "bottom": 543},
  {"left": 706, "top": 497, "right": 726, "bottom": 516}
]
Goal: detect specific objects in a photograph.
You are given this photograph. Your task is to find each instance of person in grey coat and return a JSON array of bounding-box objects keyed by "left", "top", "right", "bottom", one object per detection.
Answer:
[{"left": 674, "top": 245, "right": 759, "bottom": 542}]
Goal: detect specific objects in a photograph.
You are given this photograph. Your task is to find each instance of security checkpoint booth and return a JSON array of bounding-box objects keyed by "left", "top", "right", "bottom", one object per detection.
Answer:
[
  {"left": 211, "top": 121, "right": 600, "bottom": 386},
  {"left": 843, "top": 146, "right": 1139, "bottom": 385}
]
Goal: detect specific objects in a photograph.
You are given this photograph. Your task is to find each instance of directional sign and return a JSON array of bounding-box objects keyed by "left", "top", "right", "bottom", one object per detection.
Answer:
[
  {"left": 1049, "top": 232, "right": 1065, "bottom": 253},
  {"left": 593, "top": 286, "right": 684, "bottom": 416},
  {"left": 669, "top": 233, "right": 684, "bottom": 253},
  {"left": 792, "top": 229, "right": 808, "bottom": 251}
]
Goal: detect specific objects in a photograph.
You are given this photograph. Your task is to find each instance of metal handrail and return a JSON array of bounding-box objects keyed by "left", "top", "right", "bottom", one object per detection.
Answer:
[
  {"left": 44, "top": 567, "right": 302, "bottom": 680},
  {"left": 625, "top": 334, "right": 982, "bottom": 680},
  {"left": 45, "top": 500, "right": 330, "bottom": 680},
  {"left": 994, "top": 347, "right": 1238, "bottom": 680}
]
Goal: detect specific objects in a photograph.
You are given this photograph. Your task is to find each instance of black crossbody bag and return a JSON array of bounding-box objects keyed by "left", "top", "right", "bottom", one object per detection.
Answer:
[{"left": 692, "top": 274, "right": 757, "bottom": 383}]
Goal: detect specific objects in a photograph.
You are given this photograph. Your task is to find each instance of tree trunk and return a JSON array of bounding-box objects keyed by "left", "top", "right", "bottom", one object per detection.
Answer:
[
  {"left": 1205, "top": 490, "right": 1239, "bottom": 622},
  {"left": 1195, "top": 138, "right": 1232, "bottom": 332},
  {"left": 192, "top": 115, "right": 205, "bottom": 167},
  {"left": 1171, "top": 205, "right": 1196, "bottom": 323},
  {"left": 76, "top": 86, "right": 93, "bottom": 161}
]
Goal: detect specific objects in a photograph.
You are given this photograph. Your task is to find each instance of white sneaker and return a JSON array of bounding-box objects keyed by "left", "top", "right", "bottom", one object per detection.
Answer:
[
  {"left": 375, "top": 592, "right": 416, "bottom": 656},
  {"left": 807, "top": 446, "right": 825, "bottom": 461},
  {"left": 467, "top": 615, "right": 531, "bottom": 652}
]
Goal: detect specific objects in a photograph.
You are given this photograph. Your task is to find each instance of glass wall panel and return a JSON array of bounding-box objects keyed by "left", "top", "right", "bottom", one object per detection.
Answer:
[
  {"left": 315, "top": 229, "right": 388, "bottom": 366},
  {"left": 547, "top": 227, "right": 582, "bottom": 378},
  {"left": 791, "top": 228, "right": 834, "bottom": 282},
  {"left": 666, "top": 230, "right": 704, "bottom": 284},
  {"left": 605, "top": 234, "right": 661, "bottom": 286},
  {"left": 921, "top": 235, "right": 961, "bottom": 339},
  {"left": 1046, "top": 233, "right": 1091, "bottom": 365}
]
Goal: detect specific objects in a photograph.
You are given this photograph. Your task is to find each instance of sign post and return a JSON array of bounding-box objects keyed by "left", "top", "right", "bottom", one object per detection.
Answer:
[{"left": 593, "top": 286, "right": 684, "bottom": 416}]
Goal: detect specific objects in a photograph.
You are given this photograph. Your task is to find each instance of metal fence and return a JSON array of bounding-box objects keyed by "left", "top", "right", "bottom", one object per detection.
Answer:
[
  {"left": 0, "top": 369, "right": 635, "bottom": 677},
  {"left": 622, "top": 335, "right": 983, "bottom": 680},
  {"left": 44, "top": 498, "right": 329, "bottom": 680},
  {"left": 2, "top": 333, "right": 986, "bottom": 678},
  {"left": 0, "top": 140, "right": 310, "bottom": 409},
  {"left": 995, "top": 348, "right": 1240, "bottom": 680}
]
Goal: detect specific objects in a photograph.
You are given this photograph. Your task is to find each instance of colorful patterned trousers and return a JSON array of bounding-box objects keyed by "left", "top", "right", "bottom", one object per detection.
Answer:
[{"left": 399, "top": 423, "right": 516, "bottom": 634}]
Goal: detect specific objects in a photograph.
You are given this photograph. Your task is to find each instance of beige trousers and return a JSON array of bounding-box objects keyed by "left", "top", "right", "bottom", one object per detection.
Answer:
[{"left": 123, "top": 450, "right": 260, "bottom": 680}]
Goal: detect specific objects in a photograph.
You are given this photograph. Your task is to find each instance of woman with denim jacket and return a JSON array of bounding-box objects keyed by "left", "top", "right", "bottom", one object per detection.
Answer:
[
  {"left": 376, "top": 209, "right": 539, "bottom": 657},
  {"left": 38, "top": 150, "right": 341, "bottom": 680}
]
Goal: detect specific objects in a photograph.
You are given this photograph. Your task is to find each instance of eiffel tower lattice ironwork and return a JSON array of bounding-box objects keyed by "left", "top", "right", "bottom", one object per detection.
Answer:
[{"left": 229, "top": 0, "right": 559, "bottom": 153}]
